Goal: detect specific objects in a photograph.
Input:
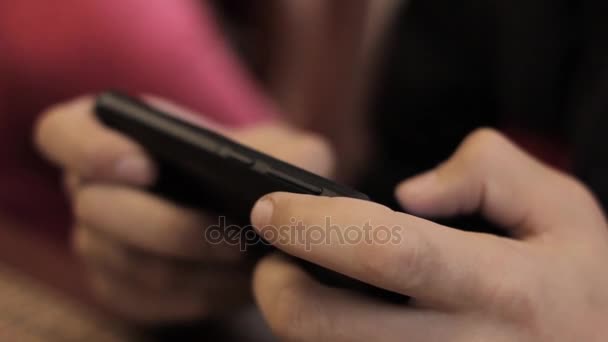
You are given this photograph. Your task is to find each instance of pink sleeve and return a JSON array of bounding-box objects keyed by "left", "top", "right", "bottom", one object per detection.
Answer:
[{"left": 0, "top": 0, "right": 276, "bottom": 238}]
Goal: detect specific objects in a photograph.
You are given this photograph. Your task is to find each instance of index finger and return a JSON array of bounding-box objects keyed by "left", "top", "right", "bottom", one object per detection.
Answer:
[
  {"left": 396, "top": 129, "right": 607, "bottom": 239},
  {"left": 250, "top": 193, "right": 524, "bottom": 310}
]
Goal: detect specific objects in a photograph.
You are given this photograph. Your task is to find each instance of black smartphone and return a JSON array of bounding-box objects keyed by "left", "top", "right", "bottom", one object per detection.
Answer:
[{"left": 95, "top": 91, "right": 407, "bottom": 302}]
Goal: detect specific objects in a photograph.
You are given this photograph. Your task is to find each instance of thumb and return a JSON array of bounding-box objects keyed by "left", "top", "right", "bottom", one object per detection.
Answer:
[
  {"left": 35, "top": 97, "right": 156, "bottom": 186},
  {"left": 395, "top": 128, "right": 604, "bottom": 238}
]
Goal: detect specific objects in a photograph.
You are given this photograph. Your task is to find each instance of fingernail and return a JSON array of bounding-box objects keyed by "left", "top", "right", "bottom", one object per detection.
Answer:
[
  {"left": 251, "top": 197, "right": 274, "bottom": 229},
  {"left": 115, "top": 155, "right": 155, "bottom": 185}
]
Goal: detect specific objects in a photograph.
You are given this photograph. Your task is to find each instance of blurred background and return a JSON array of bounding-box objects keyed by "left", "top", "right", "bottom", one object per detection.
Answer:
[{"left": 0, "top": 0, "right": 606, "bottom": 340}]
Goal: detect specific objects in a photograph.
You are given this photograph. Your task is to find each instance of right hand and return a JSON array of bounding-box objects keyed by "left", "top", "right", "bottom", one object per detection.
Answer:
[
  {"left": 34, "top": 96, "right": 335, "bottom": 322},
  {"left": 250, "top": 129, "right": 608, "bottom": 342}
]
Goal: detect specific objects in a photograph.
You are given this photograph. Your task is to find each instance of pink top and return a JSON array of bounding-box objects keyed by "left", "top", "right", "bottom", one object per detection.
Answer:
[{"left": 0, "top": 1, "right": 275, "bottom": 239}]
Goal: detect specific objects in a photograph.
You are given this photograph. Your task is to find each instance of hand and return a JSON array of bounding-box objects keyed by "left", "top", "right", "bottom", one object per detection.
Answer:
[
  {"left": 34, "top": 96, "right": 335, "bottom": 322},
  {"left": 251, "top": 128, "right": 608, "bottom": 341}
]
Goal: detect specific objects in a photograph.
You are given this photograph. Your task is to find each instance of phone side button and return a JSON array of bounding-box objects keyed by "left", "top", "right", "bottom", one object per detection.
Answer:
[
  {"left": 219, "top": 147, "right": 255, "bottom": 166},
  {"left": 267, "top": 169, "right": 323, "bottom": 195}
]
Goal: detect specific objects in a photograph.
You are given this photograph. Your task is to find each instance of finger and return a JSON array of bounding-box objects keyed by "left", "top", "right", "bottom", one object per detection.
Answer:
[
  {"left": 86, "top": 266, "right": 249, "bottom": 323},
  {"left": 87, "top": 268, "right": 205, "bottom": 322},
  {"left": 254, "top": 254, "right": 463, "bottom": 342},
  {"left": 75, "top": 227, "right": 251, "bottom": 322},
  {"left": 73, "top": 226, "right": 251, "bottom": 293},
  {"left": 145, "top": 95, "right": 227, "bottom": 133},
  {"left": 145, "top": 96, "right": 335, "bottom": 178},
  {"left": 74, "top": 184, "right": 242, "bottom": 262},
  {"left": 35, "top": 97, "right": 156, "bottom": 185},
  {"left": 395, "top": 128, "right": 606, "bottom": 237},
  {"left": 251, "top": 193, "right": 523, "bottom": 310},
  {"left": 63, "top": 171, "right": 81, "bottom": 198},
  {"left": 235, "top": 122, "right": 335, "bottom": 178}
]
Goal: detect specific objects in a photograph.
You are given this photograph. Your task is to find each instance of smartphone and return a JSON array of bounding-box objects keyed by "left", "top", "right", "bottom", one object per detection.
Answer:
[{"left": 95, "top": 91, "right": 407, "bottom": 302}]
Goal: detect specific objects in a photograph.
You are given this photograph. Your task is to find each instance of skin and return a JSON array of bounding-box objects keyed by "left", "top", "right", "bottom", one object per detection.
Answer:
[
  {"left": 251, "top": 129, "right": 608, "bottom": 342},
  {"left": 34, "top": 97, "right": 334, "bottom": 323},
  {"left": 32, "top": 4, "right": 607, "bottom": 337}
]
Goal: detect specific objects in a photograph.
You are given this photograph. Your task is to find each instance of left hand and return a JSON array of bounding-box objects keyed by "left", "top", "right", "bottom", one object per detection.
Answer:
[
  {"left": 250, "top": 128, "right": 608, "bottom": 341},
  {"left": 34, "top": 96, "right": 335, "bottom": 323}
]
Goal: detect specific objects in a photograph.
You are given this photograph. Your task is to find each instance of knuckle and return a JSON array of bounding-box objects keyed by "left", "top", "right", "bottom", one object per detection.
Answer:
[
  {"left": 484, "top": 278, "right": 539, "bottom": 326},
  {"left": 34, "top": 98, "right": 91, "bottom": 155},
  {"left": 157, "top": 207, "right": 202, "bottom": 243},
  {"left": 300, "top": 131, "right": 331, "bottom": 153},
  {"left": 110, "top": 247, "right": 144, "bottom": 277},
  {"left": 34, "top": 104, "right": 70, "bottom": 156},
  {"left": 467, "top": 127, "right": 507, "bottom": 145},
  {"left": 135, "top": 260, "right": 179, "bottom": 291},
  {"left": 63, "top": 172, "right": 80, "bottom": 196},
  {"left": 478, "top": 253, "right": 540, "bottom": 326},
  {"left": 295, "top": 132, "right": 336, "bottom": 176},
  {"left": 148, "top": 205, "right": 211, "bottom": 258},
  {"left": 560, "top": 177, "right": 607, "bottom": 225},
  {"left": 33, "top": 107, "right": 55, "bottom": 150},
  {"left": 73, "top": 186, "right": 114, "bottom": 227},
  {"left": 357, "top": 221, "right": 431, "bottom": 292},
  {"left": 73, "top": 187, "right": 97, "bottom": 224},
  {"left": 97, "top": 242, "right": 166, "bottom": 288},
  {"left": 564, "top": 177, "right": 599, "bottom": 208},
  {"left": 79, "top": 137, "right": 114, "bottom": 177},
  {"left": 273, "top": 286, "right": 305, "bottom": 337},
  {"left": 89, "top": 273, "right": 125, "bottom": 309},
  {"left": 72, "top": 226, "right": 91, "bottom": 257},
  {"left": 272, "top": 285, "right": 319, "bottom": 341},
  {"left": 459, "top": 128, "right": 508, "bottom": 164},
  {"left": 91, "top": 278, "right": 155, "bottom": 322},
  {"left": 302, "top": 133, "right": 334, "bottom": 159}
]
